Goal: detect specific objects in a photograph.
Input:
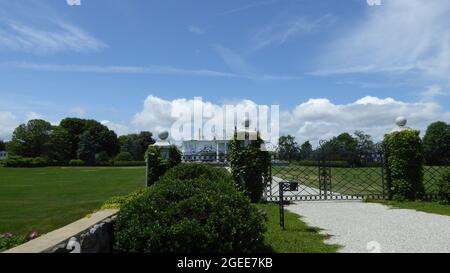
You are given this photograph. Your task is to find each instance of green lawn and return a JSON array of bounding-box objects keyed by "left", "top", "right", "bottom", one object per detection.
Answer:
[
  {"left": 368, "top": 200, "right": 450, "bottom": 217},
  {"left": 0, "top": 167, "right": 144, "bottom": 236},
  {"left": 256, "top": 203, "right": 340, "bottom": 253}
]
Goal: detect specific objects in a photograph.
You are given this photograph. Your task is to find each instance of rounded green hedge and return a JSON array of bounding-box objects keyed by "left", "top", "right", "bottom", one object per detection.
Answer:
[
  {"left": 163, "top": 163, "right": 231, "bottom": 181},
  {"left": 114, "top": 166, "right": 267, "bottom": 253},
  {"left": 382, "top": 130, "right": 425, "bottom": 201},
  {"left": 68, "top": 159, "right": 85, "bottom": 167}
]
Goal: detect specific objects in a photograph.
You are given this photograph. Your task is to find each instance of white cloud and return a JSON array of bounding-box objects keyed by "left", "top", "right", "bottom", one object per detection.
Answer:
[
  {"left": 0, "top": 111, "right": 19, "bottom": 140},
  {"left": 101, "top": 120, "right": 131, "bottom": 136},
  {"left": 421, "top": 84, "right": 447, "bottom": 99},
  {"left": 131, "top": 95, "right": 450, "bottom": 147},
  {"left": 26, "top": 111, "right": 44, "bottom": 121},
  {"left": 281, "top": 96, "right": 450, "bottom": 146},
  {"left": 187, "top": 25, "right": 205, "bottom": 35},
  {"left": 315, "top": 0, "right": 450, "bottom": 80},
  {"left": 252, "top": 14, "right": 335, "bottom": 51},
  {"left": 68, "top": 107, "right": 86, "bottom": 117},
  {"left": 0, "top": 20, "right": 106, "bottom": 54}
]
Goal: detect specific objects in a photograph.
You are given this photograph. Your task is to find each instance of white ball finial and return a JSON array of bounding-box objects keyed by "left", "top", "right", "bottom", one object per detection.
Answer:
[
  {"left": 395, "top": 117, "right": 407, "bottom": 127},
  {"left": 158, "top": 131, "right": 169, "bottom": 140}
]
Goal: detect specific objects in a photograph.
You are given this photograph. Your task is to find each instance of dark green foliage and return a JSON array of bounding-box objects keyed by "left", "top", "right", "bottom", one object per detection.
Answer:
[
  {"left": 8, "top": 119, "right": 53, "bottom": 158},
  {"left": 163, "top": 163, "right": 231, "bottom": 181},
  {"left": 68, "top": 159, "right": 85, "bottom": 166},
  {"left": 328, "top": 133, "right": 360, "bottom": 166},
  {"left": 278, "top": 135, "right": 300, "bottom": 161},
  {"left": 119, "top": 132, "right": 155, "bottom": 161},
  {"left": 423, "top": 121, "right": 450, "bottom": 166},
  {"left": 229, "top": 132, "right": 271, "bottom": 203},
  {"left": 102, "top": 188, "right": 148, "bottom": 209},
  {"left": 0, "top": 140, "right": 5, "bottom": 151},
  {"left": 146, "top": 145, "right": 181, "bottom": 186},
  {"left": 3, "top": 156, "right": 48, "bottom": 168},
  {"left": 0, "top": 234, "right": 27, "bottom": 252},
  {"left": 114, "top": 167, "right": 267, "bottom": 253},
  {"left": 60, "top": 118, "right": 120, "bottom": 160},
  {"left": 115, "top": 152, "right": 133, "bottom": 162},
  {"left": 437, "top": 169, "right": 450, "bottom": 204},
  {"left": 382, "top": 130, "right": 425, "bottom": 201},
  {"left": 299, "top": 141, "right": 313, "bottom": 160},
  {"left": 77, "top": 131, "right": 98, "bottom": 166},
  {"left": 47, "top": 126, "right": 71, "bottom": 164}
]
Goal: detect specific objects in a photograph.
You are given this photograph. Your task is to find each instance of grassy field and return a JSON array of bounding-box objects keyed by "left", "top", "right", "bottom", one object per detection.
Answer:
[
  {"left": 272, "top": 165, "right": 447, "bottom": 196},
  {"left": 256, "top": 203, "right": 340, "bottom": 253},
  {"left": 367, "top": 200, "right": 450, "bottom": 217},
  {"left": 0, "top": 167, "right": 144, "bottom": 236}
]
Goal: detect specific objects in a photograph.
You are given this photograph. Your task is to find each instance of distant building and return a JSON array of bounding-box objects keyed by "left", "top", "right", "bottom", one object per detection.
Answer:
[
  {"left": 0, "top": 151, "right": 8, "bottom": 160},
  {"left": 181, "top": 140, "right": 230, "bottom": 162}
]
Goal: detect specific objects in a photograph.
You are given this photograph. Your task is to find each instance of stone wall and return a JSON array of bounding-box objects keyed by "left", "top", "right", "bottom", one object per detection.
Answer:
[{"left": 4, "top": 209, "right": 118, "bottom": 253}]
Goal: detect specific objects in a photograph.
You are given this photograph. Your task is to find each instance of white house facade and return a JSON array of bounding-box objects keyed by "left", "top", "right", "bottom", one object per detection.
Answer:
[
  {"left": 181, "top": 140, "right": 230, "bottom": 162},
  {"left": 0, "top": 151, "right": 8, "bottom": 160}
]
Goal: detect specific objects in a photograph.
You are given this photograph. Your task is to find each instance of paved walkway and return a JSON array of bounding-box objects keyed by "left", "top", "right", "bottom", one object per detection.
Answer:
[{"left": 287, "top": 201, "right": 450, "bottom": 253}]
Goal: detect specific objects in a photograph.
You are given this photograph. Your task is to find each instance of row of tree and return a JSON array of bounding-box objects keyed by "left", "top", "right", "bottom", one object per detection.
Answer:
[
  {"left": 276, "top": 121, "right": 450, "bottom": 166},
  {"left": 1, "top": 118, "right": 155, "bottom": 165}
]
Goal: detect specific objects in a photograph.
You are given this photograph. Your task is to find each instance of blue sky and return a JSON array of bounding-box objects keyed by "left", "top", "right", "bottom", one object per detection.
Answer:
[{"left": 0, "top": 0, "right": 449, "bottom": 142}]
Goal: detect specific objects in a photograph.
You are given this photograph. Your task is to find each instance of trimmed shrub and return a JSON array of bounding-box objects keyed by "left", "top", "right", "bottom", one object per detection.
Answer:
[
  {"left": 162, "top": 163, "right": 231, "bottom": 181},
  {"left": 382, "top": 130, "right": 425, "bottom": 201},
  {"left": 115, "top": 152, "right": 133, "bottom": 162},
  {"left": 69, "top": 159, "right": 85, "bottom": 166},
  {"left": 114, "top": 171, "right": 267, "bottom": 253},
  {"left": 146, "top": 145, "right": 181, "bottom": 186},
  {"left": 3, "top": 156, "right": 48, "bottom": 168},
  {"left": 229, "top": 132, "right": 271, "bottom": 203},
  {"left": 437, "top": 169, "right": 450, "bottom": 204}
]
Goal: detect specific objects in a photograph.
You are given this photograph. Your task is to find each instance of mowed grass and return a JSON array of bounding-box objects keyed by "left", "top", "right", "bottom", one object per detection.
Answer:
[
  {"left": 256, "top": 203, "right": 340, "bottom": 253},
  {"left": 0, "top": 167, "right": 144, "bottom": 235},
  {"left": 272, "top": 165, "right": 447, "bottom": 196},
  {"left": 367, "top": 200, "right": 450, "bottom": 217}
]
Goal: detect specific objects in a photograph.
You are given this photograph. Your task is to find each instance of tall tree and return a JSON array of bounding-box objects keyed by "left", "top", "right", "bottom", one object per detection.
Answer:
[
  {"left": 60, "top": 118, "right": 88, "bottom": 159},
  {"left": 278, "top": 135, "right": 300, "bottom": 161},
  {"left": 354, "top": 131, "right": 375, "bottom": 162},
  {"left": 8, "top": 119, "right": 53, "bottom": 157},
  {"left": 119, "top": 131, "right": 155, "bottom": 160},
  {"left": 0, "top": 140, "right": 5, "bottom": 151},
  {"left": 300, "top": 141, "right": 313, "bottom": 160},
  {"left": 77, "top": 131, "right": 98, "bottom": 166},
  {"left": 329, "top": 133, "right": 359, "bottom": 165},
  {"left": 423, "top": 121, "right": 450, "bottom": 165},
  {"left": 47, "top": 127, "right": 71, "bottom": 164}
]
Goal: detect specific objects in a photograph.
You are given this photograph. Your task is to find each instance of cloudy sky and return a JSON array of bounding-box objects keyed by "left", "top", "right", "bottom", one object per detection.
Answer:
[{"left": 0, "top": 0, "right": 449, "bottom": 145}]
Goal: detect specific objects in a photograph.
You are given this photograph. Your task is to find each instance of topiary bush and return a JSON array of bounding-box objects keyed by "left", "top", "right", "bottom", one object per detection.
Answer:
[
  {"left": 382, "top": 130, "right": 425, "bottom": 201},
  {"left": 229, "top": 132, "right": 271, "bottom": 203},
  {"left": 115, "top": 152, "right": 133, "bottom": 162},
  {"left": 437, "top": 169, "right": 450, "bottom": 204},
  {"left": 146, "top": 145, "right": 181, "bottom": 186},
  {"left": 69, "top": 159, "right": 85, "bottom": 166},
  {"left": 114, "top": 168, "right": 267, "bottom": 253}
]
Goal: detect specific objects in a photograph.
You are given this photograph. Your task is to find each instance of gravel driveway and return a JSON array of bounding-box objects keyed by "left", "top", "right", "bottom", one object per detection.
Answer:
[{"left": 287, "top": 201, "right": 450, "bottom": 253}]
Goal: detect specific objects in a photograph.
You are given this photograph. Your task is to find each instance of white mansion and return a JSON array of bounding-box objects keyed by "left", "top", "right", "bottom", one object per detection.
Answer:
[
  {"left": 0, "top": 151, "right": 7, "bottom": 160},
  {"left": 181, "top": 139, "right": 230, "bottom": 162}
]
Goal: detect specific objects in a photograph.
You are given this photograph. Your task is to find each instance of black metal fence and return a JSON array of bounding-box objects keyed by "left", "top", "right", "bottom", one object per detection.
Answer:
[{"left": 266, "top": 142, "right": 448, "bottom": 202}]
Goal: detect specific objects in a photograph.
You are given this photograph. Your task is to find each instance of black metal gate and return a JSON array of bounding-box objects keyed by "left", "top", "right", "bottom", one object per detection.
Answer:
[{"left": 266, "top": 141, "right": 386, "bottom": 201}]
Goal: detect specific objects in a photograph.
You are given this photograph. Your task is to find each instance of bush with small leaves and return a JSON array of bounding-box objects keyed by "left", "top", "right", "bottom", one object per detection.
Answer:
[
  {"left": 114, "top": 166, "right": 267, "bottom": 253},
  {"left": 69, "top": 159, "right": 85, "bottom": 167}
]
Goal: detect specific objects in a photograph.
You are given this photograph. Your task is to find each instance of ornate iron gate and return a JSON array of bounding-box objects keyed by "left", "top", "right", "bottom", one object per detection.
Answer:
[{"left": 266, "top": 141, "right": 386, "bottom": 201}]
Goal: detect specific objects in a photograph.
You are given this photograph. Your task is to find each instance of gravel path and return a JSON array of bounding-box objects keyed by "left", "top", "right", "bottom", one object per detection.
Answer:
[{"left": 287, "top": 201, "right": 450, "bottom": 253}]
